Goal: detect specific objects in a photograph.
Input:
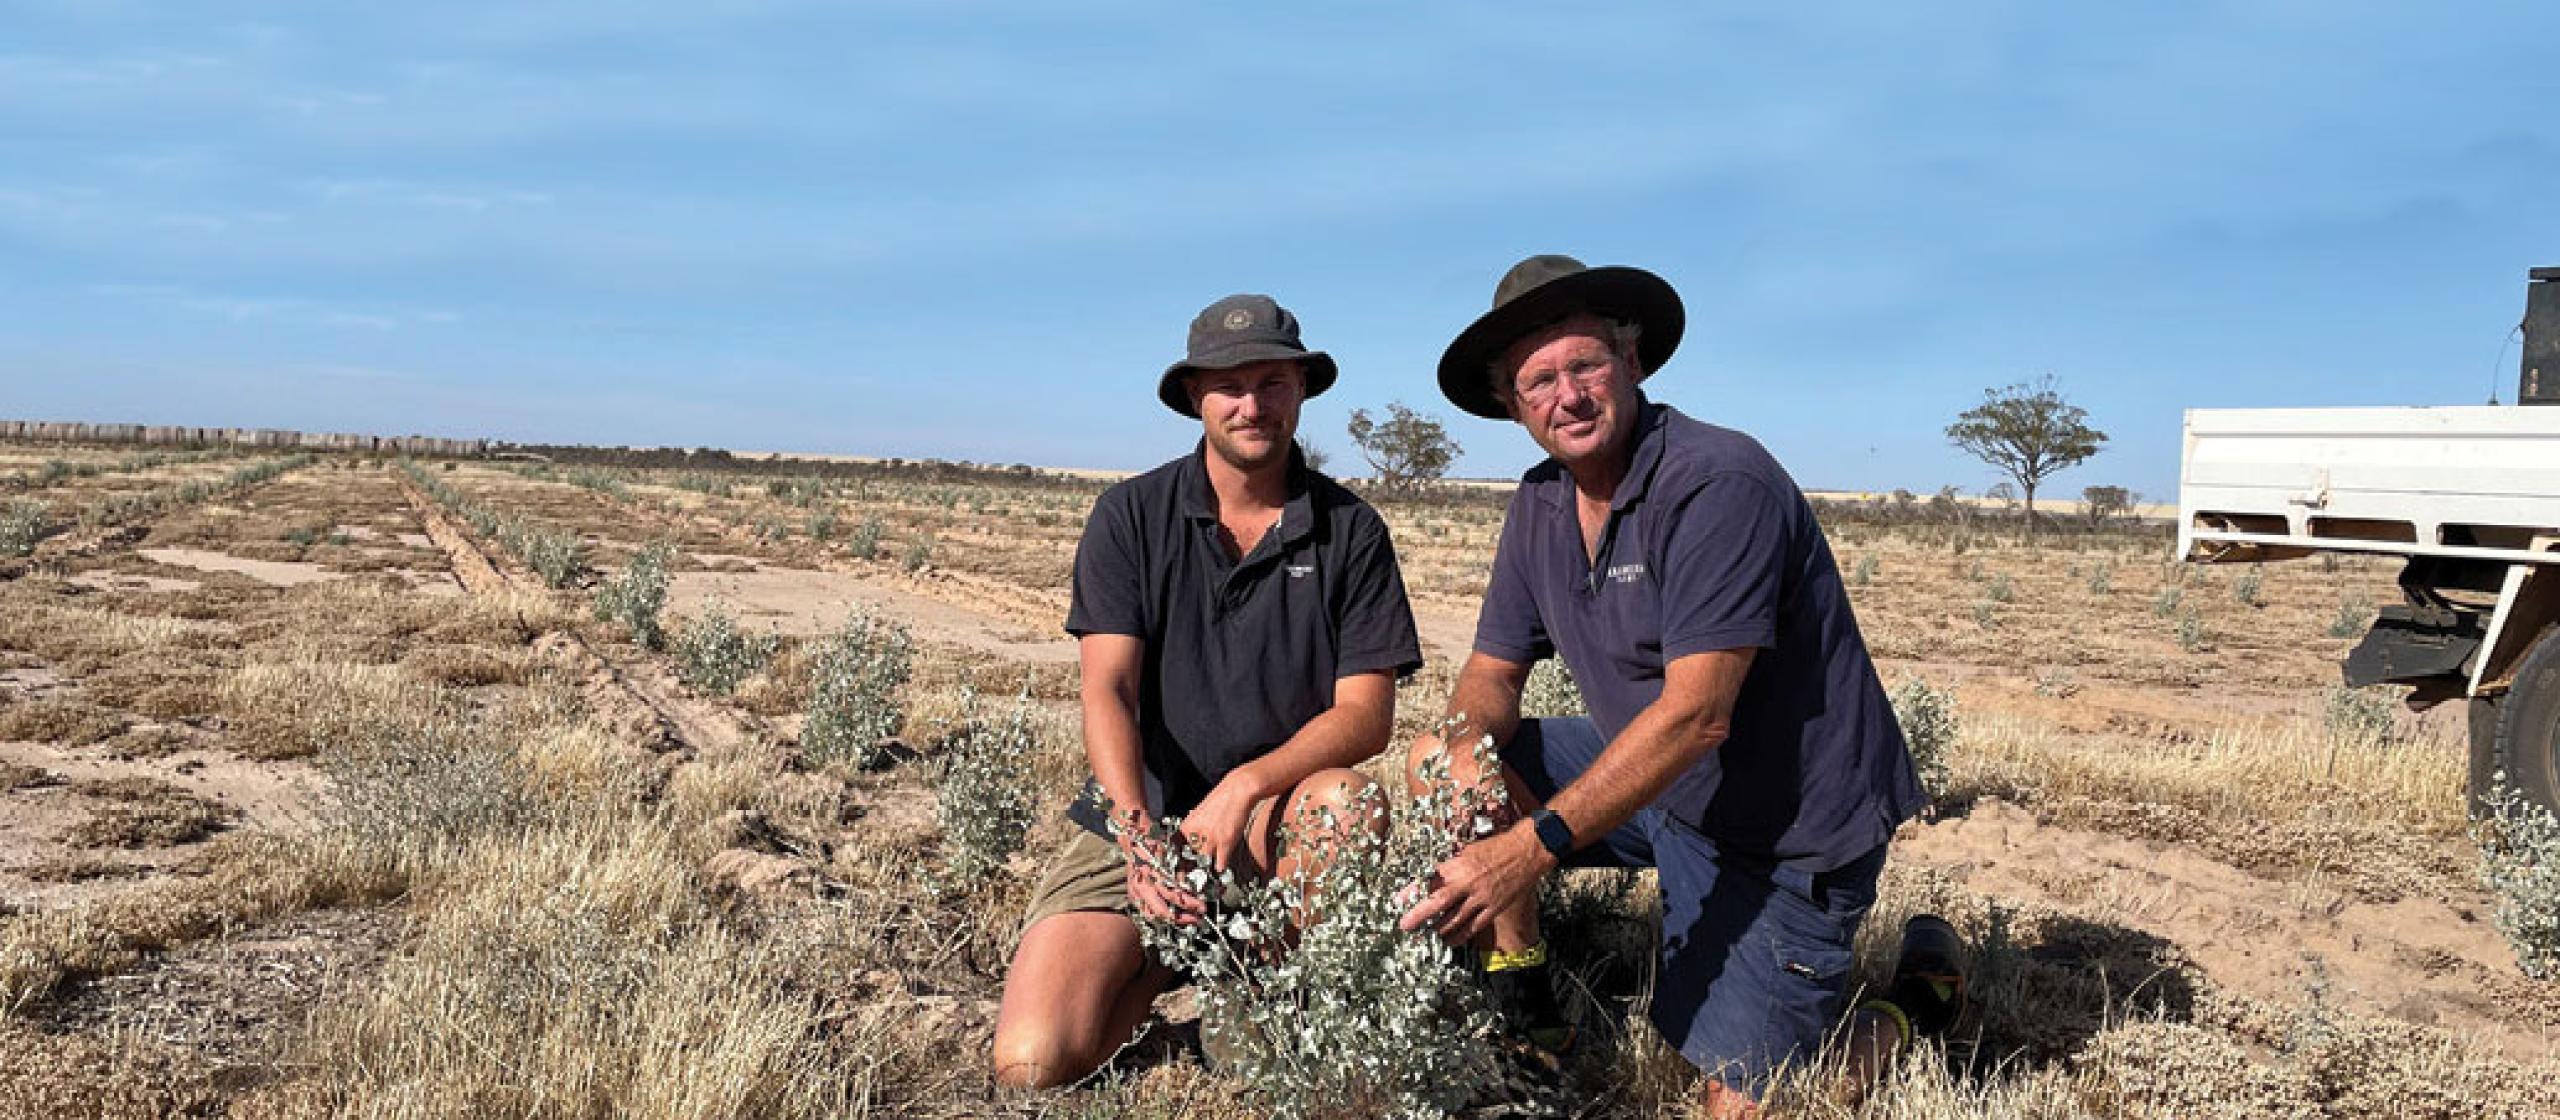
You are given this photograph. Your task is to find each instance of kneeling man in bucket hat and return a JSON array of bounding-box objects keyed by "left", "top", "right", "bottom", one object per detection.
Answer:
[
  {"left": 1397, "top": 256, "right": 1966, "bottom": 1117},
  {"left": 991, "top": 294, "right": 1423, "bottom": 1089}
]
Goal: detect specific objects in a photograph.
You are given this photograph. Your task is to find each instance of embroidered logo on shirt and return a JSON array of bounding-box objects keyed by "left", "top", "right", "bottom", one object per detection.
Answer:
[
  {"left": 1606, "top": 562, "right": 1647, "bottom": 585},
  {"left": 1286, "top": 563, "right": 1314, "bottom": 579}
]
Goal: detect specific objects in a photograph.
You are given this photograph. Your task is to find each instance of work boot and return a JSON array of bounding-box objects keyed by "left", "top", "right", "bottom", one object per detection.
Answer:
[
  {"left": 1860, "top": 914, "right": 1969, "bottom": 1046},
  {"left": 1480, "top": 944, "right": 1575, "bottom": 1059}
]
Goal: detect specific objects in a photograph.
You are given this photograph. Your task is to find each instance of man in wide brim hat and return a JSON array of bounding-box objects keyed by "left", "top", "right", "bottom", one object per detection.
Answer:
[
  {"left": 992, "top": 293, "right": 1421, "bottom": 1090},
  {"left": 1435, "top": 254, "right": 1683, "bottom": 421},
  {"left": 1157, "top": 293, "right": 1339, "bottom": 417},
  {"left": 1400, "top": 256, "right": 1958, "bottom": 1116}
]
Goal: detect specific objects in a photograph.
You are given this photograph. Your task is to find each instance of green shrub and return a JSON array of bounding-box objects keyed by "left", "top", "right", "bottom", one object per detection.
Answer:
[
  {"left": 799, "top": 611, "right": 913, "bottom": 769},
  {"left": 902, "top": 533, "right": 934, "bottom": 573},
  {"left": 1850, "top": 552, "right": 1878, "bottom": 587},
  {"left": 2476, "top": 780, "right": 2560, "bottom": 979},
  {"left": 594, "top": 542, "right": 674, "bottom": 649},
  {"left": 2320, "top": 685, "right": 2397, "bottom": 753},
  {"left": 846, "top": 517, "right": 884, "bottom": 561},
  {"left": 0, "top": 499, "right": 48, "bottom": 557},
  {"left": 672, "top": 604, "right": 777, "bottom": 696},
  {"left": 2233, "top": 566, "right": 2264, "bottom": 607},
  {"left": 1117, "top": 738, "right": 1500, "bottom": 1117},
  {"left": 2177, "top": 612, "right": 2205, "bottom": 653},
  {"left": 2329, "top": 590, "right": 2376, "bottom": 639},
  {"left": 1520, "top": 658, "right": 1587, "bottom": 718},
  {"left": 935, "top": 686, "right": 1037, "bottom": 886},
  {"left": 2153, "top": 585, "right": 2184, "bottom": 618},
  {"left": 1889, "top": 676, "right": 1958, "bottom": 801}
]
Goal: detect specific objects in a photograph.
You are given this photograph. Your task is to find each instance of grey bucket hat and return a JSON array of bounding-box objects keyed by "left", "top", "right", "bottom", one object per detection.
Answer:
[
  {"left": 1437, "top": 255, "right": 1684, "bottom": 420},
  {"left": 1159, "top": 293, "right": 1339, "bottom": 417}
]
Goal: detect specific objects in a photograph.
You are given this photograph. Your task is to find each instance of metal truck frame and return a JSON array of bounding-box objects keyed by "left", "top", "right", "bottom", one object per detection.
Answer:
[{"left": 2177, "top": 268, "right": 2560, "bottom": 816}]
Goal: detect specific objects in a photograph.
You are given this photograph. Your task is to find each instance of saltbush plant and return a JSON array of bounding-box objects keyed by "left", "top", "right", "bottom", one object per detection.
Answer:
[
  {"left": 1520, "top": 657, "right": 1587, "bottom": 718},
  {"left": 846, "top": 517, "right": 885, "bottom": 560},
  {"left": 935, "top": 686, "right": 1037, "bottom": 887},
  {"left": 799, "top": 611, "right": 914, "bottom": 769},
  {"left": 1115, "top": 735, "right": 1503, "bottom": 1119},
  {"left": 2320, "top": 685, "right": 2397, "bottom": 754},
  {"left": 672, "top": 604, "right": 778, "bottom": 696},
  {"left": 2475, "top": 779, "right": 2560, "bottom": 979},
  {"left": 1890, "top": 675, "right": 1958, "bottom": 802},
  {"left": 594, "top": 542, "right": 674, "bottom": 649},
  {"left": 0, "top": 499, "right": 48, "bottom": 557},
  {"left": 2329, "top": 590, "right": 2376, "bottom": 639},
  {"left": 2233, "top": 566, "right": 2265, "bottom": 607}
]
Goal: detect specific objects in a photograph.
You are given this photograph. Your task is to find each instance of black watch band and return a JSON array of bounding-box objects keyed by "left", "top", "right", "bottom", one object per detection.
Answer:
[{"left": 1529, "top": 808, "right": 1575, "bottom": 858}]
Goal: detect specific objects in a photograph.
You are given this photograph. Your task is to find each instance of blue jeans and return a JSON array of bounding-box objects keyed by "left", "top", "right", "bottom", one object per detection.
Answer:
[{"left": 1504, "top": 717, "right": 1885, "bottom": 1096}]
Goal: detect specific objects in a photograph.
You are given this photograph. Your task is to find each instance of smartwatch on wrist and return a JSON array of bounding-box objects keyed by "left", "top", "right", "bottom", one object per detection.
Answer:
[{"left": 1528, "top": 807, "right": 1575, "bottom": 859}]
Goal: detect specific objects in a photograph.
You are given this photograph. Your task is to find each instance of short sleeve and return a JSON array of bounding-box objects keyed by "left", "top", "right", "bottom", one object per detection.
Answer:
[
  {"left": 1471, "top": 488, "right": 1552, "bottom": 664},
  {"left": 1333, "top": 508, "right": 1424, "bottom": 679},
  {"left": 1064, "top": 489, "right": 1146, "bottom": 638},
  {"left": 1658, "top": 473, "right": 1791, "bottom": 658}
]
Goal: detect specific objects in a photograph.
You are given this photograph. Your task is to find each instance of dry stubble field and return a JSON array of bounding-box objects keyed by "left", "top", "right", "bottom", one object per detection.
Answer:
[{"left": 0, "top": 444, "right": 2554, "bottom": 1119}]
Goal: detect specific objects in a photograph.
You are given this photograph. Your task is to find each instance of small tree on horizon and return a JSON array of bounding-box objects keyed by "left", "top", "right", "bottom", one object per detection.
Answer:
[
  {"left": 2082, "top": 484, "right": 2138, "bottom": 529},
  {"left": 1346, "top": 402, "right": 1460, "bottom": 497},
  {"left": 1946, "top": 374, "right": 2106, "bottom": 545}
]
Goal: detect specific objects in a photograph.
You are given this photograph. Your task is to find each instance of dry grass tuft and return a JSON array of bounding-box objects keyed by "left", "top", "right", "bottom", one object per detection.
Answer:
[
  {"left": 0, "top": 1022, "right": 227, "bottom": 1120},
  {"left": 402, "top": 644, "right": 532, "bottom": 687},
  {"left": 62, "top": 777, "right": 234, "bottom": 848},
  {"left": 0, "top": 698, "right": 132, "bottom": 746},
  {"left": 219, "top": 653, "right": 447, "bottom": 761},
  {"left": 1, "top": 759, "right": 62, "bottom": 789},
  {"left": 0, "top": 834, "right": 400, "bottom": 1015}
]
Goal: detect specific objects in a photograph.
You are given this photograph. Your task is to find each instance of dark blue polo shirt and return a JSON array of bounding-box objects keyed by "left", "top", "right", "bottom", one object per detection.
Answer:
[
  {"left": 1063, "top": 445, "right": 1423, "bottom": 836},
  {"left": 1474, "top": 402, "right": 1924, "bottom": 872}
]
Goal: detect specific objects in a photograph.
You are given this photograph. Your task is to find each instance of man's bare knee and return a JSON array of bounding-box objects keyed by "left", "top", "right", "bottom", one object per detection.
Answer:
[
  {"left": 1291, "top": 767, "right": 1384, "bottom": 837},
  {"left": 990, "top": 1027, "right": 1083, "bottom": 1090}
]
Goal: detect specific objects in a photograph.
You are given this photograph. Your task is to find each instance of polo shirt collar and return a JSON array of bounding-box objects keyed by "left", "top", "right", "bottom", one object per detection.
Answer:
[
  {"left": 1532, "top": 397, "right": 1672, "bottom": 514},
  {"left": 1177, "top": 440, "right": 1318, "bottom": 546},
  {"left": 1611, "top": 400, "right": 1673, "bottom": 513}
]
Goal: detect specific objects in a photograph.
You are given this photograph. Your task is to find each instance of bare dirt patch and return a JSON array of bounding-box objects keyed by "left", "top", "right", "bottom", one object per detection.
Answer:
[
  {"left": 136, "top": 547, "right": 343, "bottom": 588},
  {"left": 667, "top": 562, "right": 1076, "bottom": 663},
  {"left": 1895, "top": 799, "right": 2560, "bottom": 1063}
]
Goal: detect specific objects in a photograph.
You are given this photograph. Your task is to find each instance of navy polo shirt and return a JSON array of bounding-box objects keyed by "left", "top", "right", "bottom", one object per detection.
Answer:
[
  {"left": 1474, "top": 402, "right": 1924, "bottom": 872},
  {"left": 1063, "top": 444, "right": 1423, "bottom": 836}
]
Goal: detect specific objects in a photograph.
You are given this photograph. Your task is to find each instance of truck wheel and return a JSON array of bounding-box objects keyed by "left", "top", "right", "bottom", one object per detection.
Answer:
[{"left": 2486, "top": 626, "right": 2560, "bottom": 818}]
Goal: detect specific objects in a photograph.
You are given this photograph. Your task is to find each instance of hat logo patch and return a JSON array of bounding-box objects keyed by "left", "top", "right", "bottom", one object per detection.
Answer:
[{"left": 1223, "top": 309, "right": 1254, "bottom": 331}]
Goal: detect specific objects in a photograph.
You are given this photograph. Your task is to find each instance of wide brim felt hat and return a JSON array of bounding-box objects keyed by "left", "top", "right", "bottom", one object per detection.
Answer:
[
  {"left": 1159, "top": 293, "right": 1339, "bottom": 417},
  {"left": 1437, "top": 255, "right": 1684, "bottom": 420}
]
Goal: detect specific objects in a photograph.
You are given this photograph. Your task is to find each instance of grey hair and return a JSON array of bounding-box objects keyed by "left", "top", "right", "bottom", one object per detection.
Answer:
[{"left": 1486, "top": 316, "right": 1644, "bottom": 403}]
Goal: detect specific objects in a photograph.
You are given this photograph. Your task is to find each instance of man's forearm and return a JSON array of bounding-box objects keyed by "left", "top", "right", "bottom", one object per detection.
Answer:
[
  {"left": 1436, "top": 652, "right": 1527, "bottom": 759},
  {"left": 1540, "top": 703, "right": 1725, "bottom": 844},
  {"left": 1539, "top": 649, "right": 1750, "bottom": 848},
  {"left": 1083, "top": 690, "right": 1150, "bottom": 821},
  {"left": 1230, "top": 677, "right": 1394, "bottom": 799}
]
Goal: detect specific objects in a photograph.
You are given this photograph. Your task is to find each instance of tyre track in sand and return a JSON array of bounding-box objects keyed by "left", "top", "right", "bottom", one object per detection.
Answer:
[{"left": 399, "top": 479, "right": 754, "bottom": 760}]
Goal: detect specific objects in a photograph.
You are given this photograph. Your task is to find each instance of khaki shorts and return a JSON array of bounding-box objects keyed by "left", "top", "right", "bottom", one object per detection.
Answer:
[{"left": 1020, "top": 826, "right": 1135, "bottom": 931}]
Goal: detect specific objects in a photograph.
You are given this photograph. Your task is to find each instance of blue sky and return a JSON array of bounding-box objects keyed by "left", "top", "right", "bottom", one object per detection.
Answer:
[{"left": 3, "top": 3, "right": 2554, "bottom": 497}]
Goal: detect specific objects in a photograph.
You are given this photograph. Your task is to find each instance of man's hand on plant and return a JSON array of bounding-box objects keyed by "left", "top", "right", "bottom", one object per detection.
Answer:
[
  {"left": 1117, "top": 811, "right": 1207, "bottom": 925},
  {"left": 1397, "top": 820, "right": 1556, "bottom": 944},
  {"left": 1177, "top": 766, "right": 1273, "bottom": 874}
]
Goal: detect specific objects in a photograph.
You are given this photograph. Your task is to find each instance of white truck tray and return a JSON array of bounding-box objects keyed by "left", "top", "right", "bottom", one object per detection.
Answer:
[{"left": 2178, "top": 406, "right": 2560, "bottom": 566}]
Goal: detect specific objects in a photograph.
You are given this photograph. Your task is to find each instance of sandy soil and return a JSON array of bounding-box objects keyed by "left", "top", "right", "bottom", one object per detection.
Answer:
[
  {"left": 0, "top": 738, "right": 316, "bottom": 909},
  {"left": 1896, "top": 799, "right": 2560, "bottom": 1063},
  {"left": 669, "top": 561, "right": 1077, "bottom": 664}
]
